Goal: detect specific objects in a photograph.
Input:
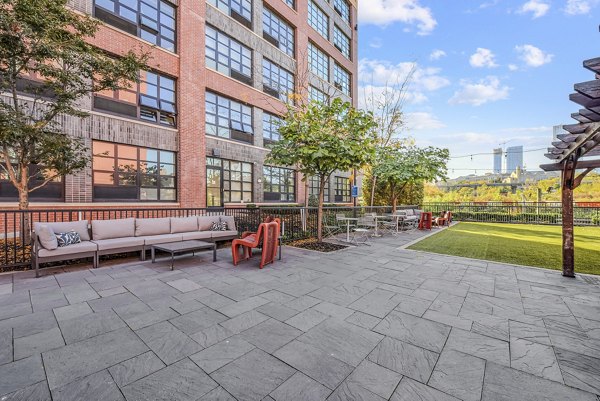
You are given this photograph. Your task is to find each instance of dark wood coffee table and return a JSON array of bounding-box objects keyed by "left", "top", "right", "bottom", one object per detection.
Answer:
[{"left": 151, "top": 240, "right": 216, "bottom": 270}]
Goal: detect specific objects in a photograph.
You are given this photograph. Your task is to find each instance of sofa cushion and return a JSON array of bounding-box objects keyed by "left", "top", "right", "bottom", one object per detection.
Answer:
[
  {"left": 135, "top": 217, "right": 171, "bottom": 237},
  {"left": 211, "top": 230, "right": 238, "bottom": 240},
  {"left": 198, "top": 216, "right": 220, "bottom": 231},
  {"left": 34, "top": 220, "right": 90, "bottom": 241},
  {"left": 38, "top": 241, "right": 97, "bottom": 258},
  {"left": 219, "top": 216, "right": 237, "bottom": 232},
  {"left": 181, "top": 231, "right": 212, "bottom": 241},
  {"left": 91, "top": 237, "right": 144, "bottom": 251},
  {"left": 92, "top": 218, "right": 135, "bottom": 240},
  {"left": 170, "top": 217, "right": 198, "bottom": 233},
  {"left": 56, "top": 231, "right": 81, "bottom": 247},
  {"left": 37, "top": 224, "right": 58, "bottom": 250},
  {"left": 143, "top": 234, "right": 183, "bottom": 246}
]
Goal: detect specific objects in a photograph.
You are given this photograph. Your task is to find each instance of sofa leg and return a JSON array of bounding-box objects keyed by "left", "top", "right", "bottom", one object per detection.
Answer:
[
  {"left": 34, "top": 258, "right": 39, "bottom": 278},
  {"left": 140, "top": 247, "right": 146, "bottom": 261}
]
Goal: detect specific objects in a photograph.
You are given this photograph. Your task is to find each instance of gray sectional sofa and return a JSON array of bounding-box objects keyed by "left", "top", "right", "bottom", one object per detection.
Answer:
[{"left": 32, "top": 215, "right": 238, "bottom": 277}]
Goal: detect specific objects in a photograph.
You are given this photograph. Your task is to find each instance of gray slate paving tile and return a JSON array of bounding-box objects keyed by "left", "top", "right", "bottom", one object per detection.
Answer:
[
  {"left": 167, "top": 278, "right": 202, "bottom": 293},
  {"left": 0, "top": 310, "right": 57, "bottom": 338},
  {"left": 108, "top": 351, "right": 166, "bottom": 387},
  {"left": 124, "top": 307, "right": 179, "bottom": 331},
  {"left": 189, "top": 337, "right": 255, "bottom": 373},
  {"left": 169, "top": 307, "right": 228, "bottom": 335},
  {"left": 367, "top": 336, "right": 438, "bottom": 383},
  {"left": 509, "top": 320, "right": 551, "bottom": 345},
  {"left": 428, "top": 349, "right": 486, "bottom": 401},
  {"left": 0, "top": 380, "right": 51, "bottom": 401},
  {"left": 374, "top": 310, "right": 451, "bottom": 353},
  {"left": 43, "top": 327, "right": 148, "bottom": 389},
  {"left": 344, "top": 312, "right": 381, "bottom": 330},
  {"left": 349, "top": 289, "right": 401, "bottom": 318},
  {"left": 555, "top": 347, "right": 600, "bottom": 394},
  {"left": 53, "top": 302, "right": 93, "bottom": 322},
  {"left": 257, "top": 303, "right": 299, "bottom": 321},
  {"left": 273, "top": 340, "right": 353, "bottom": 390},
  {"left": 391, "top": 378, "right": 460, "bottom": 401},
  {"left": 284, "top": 295, "right": 321, "bottom": 312},
  {"left": 136, "top": 321, "right": 202, "bottom": 365},
  {"left": 327, "top": 381, "right": 386, "bottom": 401},
  {"left": 284, "top": 309, "right": 328, "bottom": 332},
  {"left": 240, "top": 319, "right": 302, "bottom": 353},
  {"left": 459, "top": 310, "right": 508, "bottom": 341},
  {"left": 0, "top": 302, "right": 32, "bottom": 320},
  {"left": 346, "top": 360, "right": 402, "bottom": 399},
  {"left": 14, "top": 327, "right": 64, "bottom": 360},
  {"left": 219, "top": 310, "right": 270, "bottom": 334},
  {"left": 445, "top": 328, "right": 510, "bottom": 366},
  {"left": 171, "top": 299, "right": 205, "bottom": 315},
  {"left": 0, "top": 327, "right": 12, "bottom": 365},
  {"left": 58, "top": 310, "right": 126, "bottom": 344},
  {"left": 87, "top": 292, "right": 139, "bottom": 313},
  {"left": 217, "top": 296, "right": 270, "bottom": 318},
  {"left": 62, "top": 284, "right": 99, "bottom": 304},
  {"left": 31, "top": 291, "right": 68, "bottom": 312},
  {"left": 423, "top": 310, "right": 473, "bottom": 330},
  {"left": 481, "top": 362, "right": 597, "bottom": 401},
  {"left": 51, "top": 370, "right": 123, "bottom": 401},
  {"left": 0, "top": 355, "right": 46, "bottom": 396},
  {"left": 212, "top": 349, "right": 296, "bottom": 401},
  {"left": 510, "top": 338, "right": 563, "bottom": 382},
  {"left": 270, "top": 372, "right": 331, "bottom": 401},
  {"left": 122, "top": 358, "right": 218, "bottom": 401},
  {"left": 199, "top": 386, "right": 237, "bottom": 401},
  {"left": 190, "top": 324, "right": 234, "bottom": 348}
]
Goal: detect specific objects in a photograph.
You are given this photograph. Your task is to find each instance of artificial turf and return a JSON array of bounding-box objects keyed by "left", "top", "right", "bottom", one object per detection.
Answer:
[{"left": 408, "top": 222, "right": 600, "bottom": 275}]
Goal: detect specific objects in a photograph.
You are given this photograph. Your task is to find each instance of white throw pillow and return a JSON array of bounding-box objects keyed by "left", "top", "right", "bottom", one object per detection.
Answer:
[{"left": 37, "top": 225, "right": 58, "bottom": 250}]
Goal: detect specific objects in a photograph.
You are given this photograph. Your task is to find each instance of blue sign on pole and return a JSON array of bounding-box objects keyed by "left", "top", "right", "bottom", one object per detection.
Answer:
[{"left": 351, "top": 186, "right": 359, "bottom": 198}]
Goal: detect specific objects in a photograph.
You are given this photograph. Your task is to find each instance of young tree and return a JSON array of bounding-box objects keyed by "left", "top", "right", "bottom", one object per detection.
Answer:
[
  {"left": 0, "top": 0, "right": 147, "bottom": 214},
  {"left": 373, "top": 142, "right": 449, "bottom": 211},
  {"left": 267, "top": 98, "right": 377, "bottom": 242}
]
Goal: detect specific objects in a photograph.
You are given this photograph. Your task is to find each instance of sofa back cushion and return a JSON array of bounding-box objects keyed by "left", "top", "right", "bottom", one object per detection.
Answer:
[
  {"left": 170, "top": 217, "right": 198, "bottom": 233},
  {"left": 219, "top": 216, "right": 237, "bottom": 232},
  {"left": 135, "top": 217, "right": 170, "bottom": 237},
  {"left": 92, "top": 218, "right": 135, "bottom": 240},
  {"left": 198, "top": 216, "right": 220, "bottom": 231},
  {"left": 34, "top": 220, "right": 90, "bottom": 241},
  {"left": 36, "top": 224, "right": 58, "bottom": 250}
]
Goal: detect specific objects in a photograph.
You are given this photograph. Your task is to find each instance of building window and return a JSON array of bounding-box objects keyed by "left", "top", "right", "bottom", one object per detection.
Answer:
[
  {"left": 333, "top": 25, "right": 350, "bottom": 59},
  {"left": 0, "top": 164, "right": 63, "bottom": 202},
  {"left": 92, "top": 141, "right": 176, "bottom": 202},
  {"left": 335, "top": 176, "right": 351, "bottom": 202},
  {"left": 333, "top": 63, "right": 351, "bottom": 96},
  {"left": 207, "top": 0, "right": 252, "bottom": 27},
  {"left": 262, "top": 59, "right": 294, "bottom": 102},
  {"left": 263, "top": 8, "right": 295, "bottom": 56},
  {"left": 308, "top": 43, "right": 329, "bottom": 81},
  {"left": 205, "top": 92, "right": 253, "bottom": 143},
  {"left": 308, "top": 1, "right": 329, "bottom": 39},
  {"left": 94, "top": 0, "right": 176, "bottom": 52},
  {"left": 263, "top": 113, "right": 282, "bottom": 143},
  {"left": 94, "top": 70, "right": 176, "bottom": 127},
  {"left": 284, "top": 0, "right": 294, "bottom": 9},
  {"left": 333, "top": 0, "right": 351, "bottom": 24},
  {"left": 206, "top": 157, "right": 253, "bottom": 205},
  {"left": 309, "top": 86, "right": 327, "bottom": 103},
  {"left": 263, "top": 166, "right": 295, "bottom": 202},
  {"left": 205, "top": 26, "right": 253, "bottom": 85},
  {"left": 309, "top": 176, "right": 330, "bottom": 202}
]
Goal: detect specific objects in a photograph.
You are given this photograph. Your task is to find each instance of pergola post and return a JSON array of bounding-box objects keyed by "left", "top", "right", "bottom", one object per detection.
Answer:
[{"left": 561, "top": 157, "right": 576, "bottom": 278}]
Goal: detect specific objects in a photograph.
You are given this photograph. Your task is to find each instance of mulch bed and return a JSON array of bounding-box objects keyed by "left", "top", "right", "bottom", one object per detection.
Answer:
[{"left": 287, "top": 238, "right": 348, "bottom": 252}]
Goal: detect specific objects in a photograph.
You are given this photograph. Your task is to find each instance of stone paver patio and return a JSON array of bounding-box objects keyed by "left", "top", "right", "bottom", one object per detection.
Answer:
[{"left": 0, "top": 229, "right": 599, "bottom": 400}]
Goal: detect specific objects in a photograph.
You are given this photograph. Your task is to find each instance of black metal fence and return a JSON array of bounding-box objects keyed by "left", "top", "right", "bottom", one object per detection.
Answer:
[
  {"left": 422, "top": 202, "right": 600, "bottom": 226},
  {"left": 0, "top": 205, "right": 416, "bottom": 270}
]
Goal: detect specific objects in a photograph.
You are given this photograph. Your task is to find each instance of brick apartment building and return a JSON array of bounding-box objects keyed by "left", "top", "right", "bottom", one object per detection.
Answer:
[{"left": 0, "top": 0, "right": 358, "bottom": 209}]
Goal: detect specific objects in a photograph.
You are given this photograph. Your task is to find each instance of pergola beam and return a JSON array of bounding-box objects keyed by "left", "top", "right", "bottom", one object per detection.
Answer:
[{"left": 540, "top": 158, "right": 600, "bottom": 171}]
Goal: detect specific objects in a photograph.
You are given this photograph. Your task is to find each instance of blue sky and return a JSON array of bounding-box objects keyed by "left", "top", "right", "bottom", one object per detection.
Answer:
[{"left": 357, "top": 0, "right": 599, "bottom": 177}]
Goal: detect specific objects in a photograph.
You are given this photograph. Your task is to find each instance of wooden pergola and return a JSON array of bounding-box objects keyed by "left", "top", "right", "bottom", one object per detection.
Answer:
[{"left": 540, "top": 57, "right": 600, "bottom": 277}]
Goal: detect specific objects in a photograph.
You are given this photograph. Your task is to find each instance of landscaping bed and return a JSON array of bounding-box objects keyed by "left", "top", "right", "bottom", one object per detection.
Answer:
[{"left": 287, "top": 238, "right": 348, "bottom": 252}]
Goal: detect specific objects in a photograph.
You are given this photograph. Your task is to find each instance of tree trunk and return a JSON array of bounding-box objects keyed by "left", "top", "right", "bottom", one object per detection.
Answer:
[
  {"left": 18, "top": 178, "right": 31, "bottom": 245},
  {"left": 370, "top": 175, "right": 377, "bottom": 207},
  {"left": 317, "top": 177, "right": 326, "bottom": 242},
  {"left": 392, "top": 197, "right": 397, "bottom": 213}
]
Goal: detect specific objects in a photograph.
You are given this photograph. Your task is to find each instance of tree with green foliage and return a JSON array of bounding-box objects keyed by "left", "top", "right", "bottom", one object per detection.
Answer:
[
  {"left": 267, "top": 98, "right": 377, "bottom": 242},
  {"left": 373, "top": 142, "right": 449, "bottom": 211},
  {"left": 0, "top": 0, "right": 147, "bottom": 215}
]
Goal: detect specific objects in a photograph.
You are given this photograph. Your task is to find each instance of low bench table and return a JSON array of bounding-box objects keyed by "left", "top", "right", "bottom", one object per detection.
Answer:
[{"left": 151, "top": 240, "right": 217, "bottom": 270}]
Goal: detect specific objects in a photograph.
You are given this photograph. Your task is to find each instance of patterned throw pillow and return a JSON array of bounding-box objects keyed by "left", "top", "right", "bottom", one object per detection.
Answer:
[
  {"left": 210, "top": 221, "right": 228, "bottom": 231},
  {"left": 56, "top": 231, "right": 81, "bottom": 247}
]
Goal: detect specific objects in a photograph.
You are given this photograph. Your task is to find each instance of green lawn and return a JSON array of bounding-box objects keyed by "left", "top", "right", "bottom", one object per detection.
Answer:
[{"left": 408, "top": 222, "right": 600, "bottom": 275}]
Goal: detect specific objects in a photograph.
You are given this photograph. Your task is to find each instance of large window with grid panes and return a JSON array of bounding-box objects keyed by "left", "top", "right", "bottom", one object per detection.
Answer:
[
  {"left": 308, "top": 42, "right": 329, "bottom": 81},
  {"left": 309, "top": 176, "right": 330, "bottom": 202},
  {"left": 308, "top": 1, "right": 329, "bottom": 39},
  {"left": 205, "top": 26, "right": 253, "bottom": 85},
  {"left": 333, "top": 25, "right": 350, "bottom": 59},
  {"left": 309, "top": 86, "right": 328, "bottom": 104},
  {"left": 92, "top": 141, "right": 176, "bottom": 202},
  {"left": 262, "top": 8, "right": 295, "bottom": 56},
  {"left": 94, "top": 0, "right": 176, "bottom": 52},
  {"left": 262, "top": 113, "right": 282, "bottom": 144},
  {"left": 94, "top": 70, "right": 176, "bottom": 127},
  {"left": 205, "top": 92, "right": 253, "bottom": 143},
  {"left": 333, "top": 63, "right": 351, "bottom": 96},
  {"left": 263, "top": 166, "right": 295, "bottom": 202},
  {"left": 262, "top": 59, "right": 294, "bottom": 102},
  {"left": 207, "top": 0, "right": 252, "bottom": 28},
  {"left": 206, "top": 157, "right": 253, "bottom": 206},
  {"left": 333, "top": 0, "right": 351, "bottom": 24},
  {"left": 334, "top": 176, "right": 351, "bottom": 202}
]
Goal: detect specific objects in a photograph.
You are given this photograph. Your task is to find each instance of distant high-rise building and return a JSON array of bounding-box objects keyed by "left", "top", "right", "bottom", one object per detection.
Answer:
[
  {"left": 493, "top": 148, "right": 503, "bottom": 173},
  {"left": 506, "top": 146, "right": 524, "bottom": 173},
  {"left": 553, "top": 125, "right": 567, "bottom": 140}
]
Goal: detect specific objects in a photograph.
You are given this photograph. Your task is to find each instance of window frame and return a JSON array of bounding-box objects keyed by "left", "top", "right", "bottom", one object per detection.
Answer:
[
  {"left": 333, "top": 0, "right": 351, "bottom": 25},
  {"left": 262, "top": 112, "right": 283, "bottom": 143},
  {"left": 333, "top": 63, "right": 351, "bottom": 96},
  {"left": 334, "top": 176, "right": 351, "bottom": 203},
  {"left": 309, "top": 85, "right": 328, "bottom": 104},
  {"left": 263, "top": 166, "right": 296, "bottom": 202},
  {"left": 308, "top": 1, "right": 329, "bottom": 39},
  {"left": 205, "top": 25, "right": 253, "bottom": 85},
  {"left": 308, "top": 42, "right": 329, "bottom": 81},
  {"left": 206, "top": 157, "right": 253, "bottom": 205},
  {"left": 262, "top": 7, "right": 295, "bottom": 57},
  {"left": 333, "top": 25, "right": 351, "bottom": 59},
  {"left": 309, "top": 176, "right": 330, "bottom": 203},
  {"left": 205, "top": 91, "right": 254, "bottom": 142},
  {"left": 262, "top": 59, "right": 295, "bottom": 102},
  {"left": 206, "top": 0, "right": 252, "bottom": 27}
]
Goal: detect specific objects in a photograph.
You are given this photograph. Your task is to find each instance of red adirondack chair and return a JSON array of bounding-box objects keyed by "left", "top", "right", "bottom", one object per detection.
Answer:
[{"left": 232, "top": 219, "right": 280, "bottom": 268}]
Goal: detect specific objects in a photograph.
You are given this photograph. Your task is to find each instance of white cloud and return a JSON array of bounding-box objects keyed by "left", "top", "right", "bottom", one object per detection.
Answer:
[
  {"left": 508, "top": 64, "right": 519, "bottom": 71},
  {"left": 358, "top": 59, "right": 451, "bottom": 92},
  {"left": 515, "top": 44, "right": 554, "bottom": 67},
  {"left": 406, "top": 112, "right": 446, "bottom": 130},
  {"left": 518, "top": 0, "right": 551, "bottom": 18},
  {"left": 469, "top": 48, "right": 498, "bottom": 68},
  {"left": 564, "top": 0, "right": 596, "bottom": 14},
  {"left": 449, "top": 76, "right": 510, "bottom": 106},
  {"left": 430, "top": 49, "right": 447, "bottom": 61},
  {"left": 358, "top": 0, "right": 437, "bottom": 35}
]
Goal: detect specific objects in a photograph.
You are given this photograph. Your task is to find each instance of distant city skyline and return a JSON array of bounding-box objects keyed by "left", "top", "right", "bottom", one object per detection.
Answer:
[
  {"left": 493, "top": 148, "right": 502, "bottom": 174},
  {"left": 507, "top": 145, "right": 525, "bottom": 173}
]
